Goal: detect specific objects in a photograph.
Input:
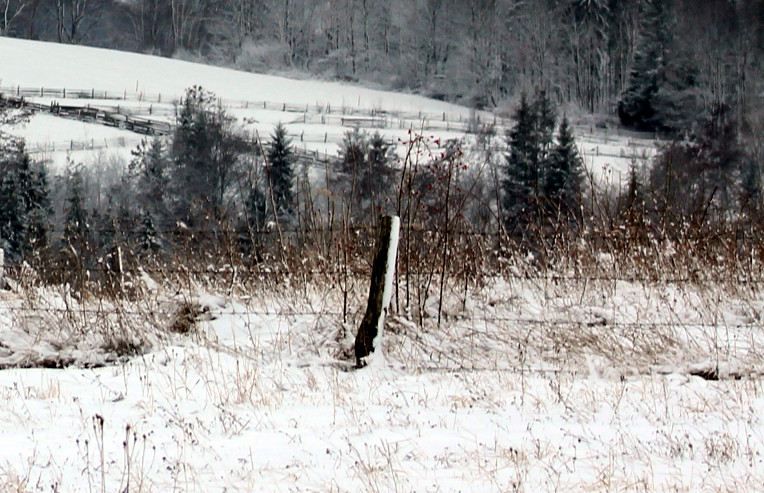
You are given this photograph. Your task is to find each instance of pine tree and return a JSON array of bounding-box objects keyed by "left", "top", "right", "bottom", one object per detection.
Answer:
[
  {"left": 267, "top": 123, "right": 295, "bottom": 220},
  {"left": 236, "top": 181, "right": 268, "bottom": 258},
  {"left": 617, "top": 0, "right": 699, "bottom": 134},
  {"left": 0, "top": 139, "right": 51, "bottom": 261},
  {"left": 544, "top": 116, "right": 584, "bottom": 223},
  {"left": 131, "top": 137, "right": 170, "bottom": 223},
  {"left": 622, "top": 159, "right": 645, "bottom": 217},
  {"left": 171, "top": 86, "right": 215, "bottom": 222},
  {"left": 0, "top": 168, "right": 23, "bottom": 258},
  {"left": 532, "top": 90, "right": 556, "bottom": 159},
  {"left": 244, "top": 184, "right": 268, "bottom": 232},
  {"left": 138, "top": 209, "right": 162, "bottom": 254},
  {"left": 329, "top": 129, "right": 372, "bottom": 222},
  {"left": 53, "top": 165, "right": 92, "bottom": 289},
  {"left": 26, "top": 163, "right": 52, "bottom": 255},
  {"left": 62, "top": 166, "right": 91, "bottom": 257},
  {"left": 171, "top": 86, "right": 246, "bottom": 224},
  {"left": 502, "top": 94, "right": 540, "bottom": 234},
  {"left": 360, "top": 132, "right": 393, "bottom": 215}
]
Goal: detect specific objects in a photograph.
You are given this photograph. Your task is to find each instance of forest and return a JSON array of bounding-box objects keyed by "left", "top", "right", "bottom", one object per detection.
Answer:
[{"left": 0, "top": 0, "right": 761, "bottom": 118}]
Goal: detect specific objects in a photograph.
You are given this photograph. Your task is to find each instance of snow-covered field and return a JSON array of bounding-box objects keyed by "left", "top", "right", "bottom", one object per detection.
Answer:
[
  {"left": 1, "top": 276, "right": 764, "bottom": 491},
  {"left": 0, "top": 37, "right": 657, "bottom": 180},
  {"left": 2, "top": 38, "right": 756, "bottom": 492}
]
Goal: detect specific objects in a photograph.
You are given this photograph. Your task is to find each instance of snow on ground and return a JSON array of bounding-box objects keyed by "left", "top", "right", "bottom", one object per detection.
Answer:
[
  {"left": 0, "top": 37, "right": 468, "bottom": 116},
  {"left": 0, "top": 37, "right": 659, "bottom": 182},
  {"left": 0, "top": 38, "right": 742, "bottom": 491},
  {"left": 1, "top": 277, "right": 764, "bottom": 491}
]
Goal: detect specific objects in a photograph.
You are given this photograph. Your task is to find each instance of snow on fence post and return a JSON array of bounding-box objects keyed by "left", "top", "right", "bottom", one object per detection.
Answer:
[
  {"left": 0, "top": 248, "right": 4, "bottom": 289},
  {"left": 354, "top": 215, "right": 400, "bottom": 367}
]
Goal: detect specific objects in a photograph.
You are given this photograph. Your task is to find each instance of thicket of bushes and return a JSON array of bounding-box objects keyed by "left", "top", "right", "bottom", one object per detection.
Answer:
[{"left": 1, "top": 84, "right": 763, "bottom": 300}]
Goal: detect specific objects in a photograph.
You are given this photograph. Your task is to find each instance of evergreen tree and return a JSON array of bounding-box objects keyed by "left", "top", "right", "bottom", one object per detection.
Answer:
[
  {"left": 54, "top": 165, "right": 92, "bottom": 289},
  {"left": 739, "top": 156, "right": 761, "bottom": 216},
  {"left": 244, "top": 184, "right": 268, "bottom": 232},
  {"left": 532, "top": 90, "right": 556, "bottom": 158},
  {"left": 267, "top": 123, "right": 295, "bottom": 220},
  {"left": 647, "top": 104, "right": 744, "bottom": 223},
  {"left": 138, "top": 209, "right": 162, "bottom": 255},
  {"left": 0, "top": 139, "right": 51, "bottom": 260},
  {"left": 617, "top": 0, "right": 699, "bottom": 134},
  {"left": 62, "top": 166, "right": 90, "bottom": 255},
  {"left": 621, "top": 158, "right": 646, "bottom": 220},
  {"left": 239, "top": 182, "right": 269, "bottom": 257},
  {"left": 544, "top": 116, "right": 584, "bottom": 222},
  {"left": 0, "top": 166, "right": 24, "bottom": 258},
  {"left": 325, "top": 129, "right": 373, "bottom": 222},
  {"left": 171, "top": 86, "right": 246, "bottom": 224},
  {"left": 130, "top": 137, "right": 170, "bottom": 226},
  {"left": 502, "top": 94, "right": 540, "bottom": 234},
  {"left": 360, "top": 132, "right": 393, "bottom": 215},
  {"left": 26, "top": 163, "right": 52, "bottom": 255}
]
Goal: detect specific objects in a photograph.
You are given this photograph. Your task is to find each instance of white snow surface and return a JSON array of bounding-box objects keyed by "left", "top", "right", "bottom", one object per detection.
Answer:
[
  {"left": 0, "top": 37, "right": 467, "bottom": 115},
  {"left": 2, "top": 277, "right": 764, "bottom": 491}
]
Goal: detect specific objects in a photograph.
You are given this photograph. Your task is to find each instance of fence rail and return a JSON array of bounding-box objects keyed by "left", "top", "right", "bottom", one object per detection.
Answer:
[
  {"left": 2, "top": 85, "right": 662, "bottom": 169},
  {"left": 0, "top": 84, "right": 507, "bottom": 130},
  {"left": 22, "top": 132, "right": 652, "bottom": 166}
]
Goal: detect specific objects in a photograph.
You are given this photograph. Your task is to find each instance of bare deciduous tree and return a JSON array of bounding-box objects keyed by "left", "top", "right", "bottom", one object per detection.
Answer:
[
  {"left": 0, "top": 0, "right": 28, "bottom": 35},
  {"left": 54, "top": 0, "right": 94, "bottom": 43}
]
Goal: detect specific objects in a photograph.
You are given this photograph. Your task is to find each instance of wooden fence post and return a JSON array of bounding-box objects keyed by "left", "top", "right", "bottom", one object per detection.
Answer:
[{"left": 354, "top": 215, "right": 400, "bottom": 367}]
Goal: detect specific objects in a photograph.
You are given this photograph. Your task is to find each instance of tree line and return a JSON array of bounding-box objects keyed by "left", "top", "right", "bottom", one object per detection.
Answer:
[
  {"left": 1, "top": 83, "right": 763, "bottom": 290},
  {"left": 1, "top": 0, "right": 761, "bottom": 126}
]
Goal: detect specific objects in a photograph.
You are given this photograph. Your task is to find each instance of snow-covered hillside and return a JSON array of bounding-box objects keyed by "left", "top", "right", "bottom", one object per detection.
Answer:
[
  {"left": 0, "top": 38, "right": 468, "bottom": 115},
  {"left": 0, "top": 37, "right": 658, "bottom": 180}
]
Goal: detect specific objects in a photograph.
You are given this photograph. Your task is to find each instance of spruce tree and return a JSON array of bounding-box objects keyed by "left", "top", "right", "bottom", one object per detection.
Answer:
[
  {"left": 617, "top": 0, "right": 671, "bottom": 130},
  {"left": 267, "top": 123, "right": 295, "bottom": 220},
  {"left": 0, "top": 167, "right": 23, "bottom": 258},
  {"left": 361, "top": 132, "right": 393, "bottom": 215},
  {"left": 0, "top": 139, "right": 51, "bottom": 260},
  {"left": 244, "top": 184, "right": 268, "bottom": 232},
  {"left": 131, "top": 137, "right": 169, "bottom": 221},
  {"left": 617, "top": 0, "right": 699, "bottom": 134},
  {"left": 622, "top": 159, "right": 645, "bottom": 218},
  {"left": 532, "top": 90, "right": 556, "bottom": 159},
  {"left": 329, "top": 129, "right": 371, "bottom": 222},
  {"left": 130, "top": 137, "right": 170, "bottom": 249},
  {"left": 26, "top": 163, "right": 52, "bottom": 255},
  {"left": 544, "top": 116, "right": 584, "bottom": 223},
  {"left": 171, "top": 86, "right": 246, "bottom": 224},
  {"left": 502, "top": 94, "right": 540, "bottom": 234},
  {"left": 138, "top": 209, "right": 162, "bottom": 254},
  {"left": 239, "top": 182, "right": 269, "bottom": 256},
  {"left": 63, "top": 168, "right": 90, "bottom": 247},
  {"left": 56, "top": 166, "right": 92, "bottom": 288}
]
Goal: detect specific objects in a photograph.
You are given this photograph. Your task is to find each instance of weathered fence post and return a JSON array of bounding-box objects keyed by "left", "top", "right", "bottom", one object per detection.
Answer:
[
  {"left": 0, "top": 248, "right": 4, "bottom": 289},
  {"left": 354, "top": 215, "right": 400, "bottom": 367}
]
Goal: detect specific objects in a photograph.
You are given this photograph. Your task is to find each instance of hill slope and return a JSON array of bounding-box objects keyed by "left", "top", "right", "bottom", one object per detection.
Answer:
[{"left": 0, "top": 37, "right": 469, "bottom": 115}]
